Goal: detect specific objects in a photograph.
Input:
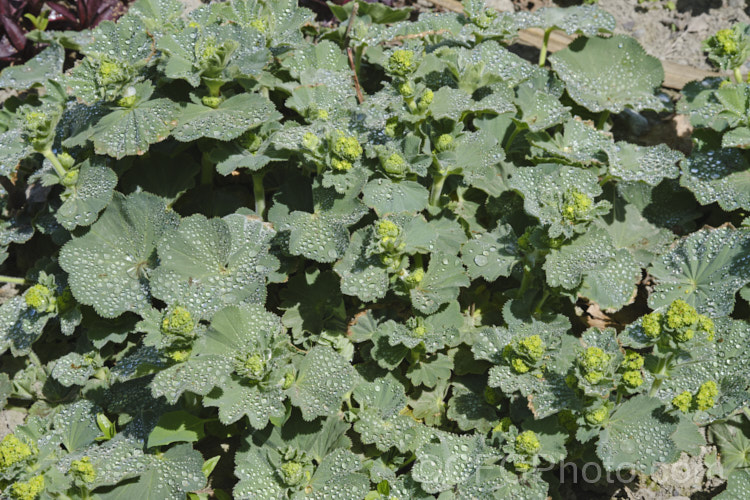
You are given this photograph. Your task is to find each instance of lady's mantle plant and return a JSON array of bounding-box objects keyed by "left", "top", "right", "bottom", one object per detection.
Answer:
[{"left": 0, "top": 0, "right": 749, "bottom": 498}]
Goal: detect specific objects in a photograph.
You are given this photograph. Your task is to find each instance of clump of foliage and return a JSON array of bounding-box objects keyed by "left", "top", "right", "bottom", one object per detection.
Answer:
[{"left": 0, "top": 0, "right": 749, "bottom": 498}]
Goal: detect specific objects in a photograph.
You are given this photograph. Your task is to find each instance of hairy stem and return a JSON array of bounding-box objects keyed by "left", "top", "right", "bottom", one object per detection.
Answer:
[
  {"left": 734, "top": 67, "right": 743, "bottom": 84},
  {"left": 429, "top": 171, "right": 447, "bottom": 206},
  {"left": 518, "top": 265, "right": 532, "bottom": 298},
  {"left": 0, "top": 275, "right": 26, "bottom": 285},
  {"left": 42, "top": 149, "right": 67, "bottom": 178},
  {"left": 252, "top": 171, "right": 266, "bottom": 217},
  {"left": 648, "top": 352, "right": 674, "bottom": 397},
  {"left": 538, "top": 28, "right": 553, "bottom": 67}
]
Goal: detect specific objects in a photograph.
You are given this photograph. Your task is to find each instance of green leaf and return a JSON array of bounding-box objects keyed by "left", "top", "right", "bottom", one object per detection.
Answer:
[
  {"left": 447, "top": 379, "right": 498, "bottom": 433},
  {"left": 362, "top": 179, "right": 429, "bottom": 216},
  {"left": 460, "top": 223, "right": 518, "bottom": 281},
  {"left": 717, "top": 470, "right": 750, "bottom": 500},
  {"left": 429, "top": 87, "right": 474, "bottom": 122},
  {"left": 55, "top": 158, "right": 118, "bottom": 230},
  {"left": 514, "top": 81, "right": 571, "bottom": 132},
  {"left": 334, "top": 228, "right": 388, "bottom": 303},
  {"left": 0, "top": 296, "right": 50, "bottom": 357},
  {"left": 412, "top": 434, "right": 493, "bottom": 494},
  {"left": 606, "top": 142, "right": 684, "bottom": 185},
  {"left": 406, "top": 352, "right": 453, "bottom": 388},
  {"left": 531, "top": 6, "right": 615, "bottom": 36},
  {"left": 528, "top": 119, "right": 611, "bottom": 167},
  {"left": 172, "top": 94, "right": 277, "bottom": 142},
  {"left": 281, "top": 182, "right": 368, "bottom": 263},
  {"left": 510, "top": 163, "right": 610, "bottom": 238},
  {"left": 59, "top": 192, "right": 178, "bottom": 318},
  {"left": 410, "top": 253, "right": 470, "bottom": 314},
  {"left": 51, "top": 352, "right": 96, "bottom": 387},
  {"left": 204, "top": 377, "right": 286, "bottom": 428},
  {"left": 550, "top": 35, "right": 665, "bottom": 113},
  {"left": 680, "top": 149, "right": 750, "bottom": 211},
  {"left": 0, "top": 129, "right": 32, "bottom": 177},
  {"left": 127, "top": 0, "right": 185, "bottom": 33},
  {"left": 0, "top": 43, "right": 64, "bottom": 90},
  {"left": 98, "top": 444, "right": 206, "bottom": 500},
  {"left": 68, "top": 84, "right": 180, "bottom": 159},
  {"left": 147, "top": 410, "right": 207, "bottom": 448},
  {"left": 648, "top": 226, "right": 750, "bottom": 316},
  {"left": 288, "top": 346, "right": 358, "bottom": 421},
  {"left": 545, "top": 226, "right": 641, "bottom": 310},
  {"left": 150, "top": 213, "right": 278, "bottom": 319},
  {"left": 596, "top": 395, "right": 679, "bottom": 473},
  {"left": 53, "top": 400, "right": 102, "bottom": 452}
]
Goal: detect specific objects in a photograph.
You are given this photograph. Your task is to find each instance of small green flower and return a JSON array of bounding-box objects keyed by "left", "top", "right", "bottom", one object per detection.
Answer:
[
  {"left": 418, "top": 89, "right": 433, "bottom": 111},
  {"left": 434, "top": 134, "right": 454, "bottom": 152},
  {"left": 383, "top": 153, "right": 407, "bottom": 176},
  {"left": 57, "top": 152, "right": 76, "bottom": 170},
  {"left": 695, "top": 381, "right": 719, "bottom": 411},
  {"left": 201, "top": 96, "right": 224, "bottom": 108},
  {"left": 672, "top": 391, "right": 692, "bottom": 413},
  {"left": 249, "top": 18, "right": 267, "bottom": 33},
  {"left": 621, "top": 351, "right": 644, "bottom": 371},
  {"left": 515, "top": 430, "right": 541, "bottom": 456},
  {"left": 403, "top": 268, "right": 424, "bottom": 287},
  {"left": 665, "top": 299, "right": 700, "bottom": 330},
  {"left": 70, "top": 456, "right": 96, "bottom": 484},
  {"left": 0, "top": 434, "right": 33, "bottom": 470},
  {"left": 281, "top": 370, "right": 296, "bottom": 390},
  {"left": 580, "top": 347, "right": 610, "bottom": 373},
  {"left": 97, "top": 58, "right": 131, "bottom": 87},
  {"left": 561, "top": 190, "right": 593, "bottom": 221},
  {"left": 387, "top": 49, "right": 415, "bottom": 77},
  {"left": 511, "top": 357, "right": 530, "bottom": 374},
  {"left": 716, "top": 28, "right": 739, "bottom": 55},
  {"left": 167, "top": 349, "right": 192, "bottom": 363},
  {"left": 398, "top": 81, "right": 414, "bottom": 97},
  {"left": 517, "top": 335, "right": 545, "bottom": 362},
  {"left": 584, "top": 371, "right": 604, "bottom": 384},
  {"left": 280, "top": 461, "right": 305, "bottom": 486},
  {"left": 24, "top": 284, "right": 55, "bottom": 313},
  {"left": 584, "top": 406, "right": 609, "bottom": 426},
  {"left": 234, "top": 351, "right": 267, "bottom": 381},
  {"left": 302, "top": 132, "right": 320, "bottom": 151},
  {"left": 376, "top": 220, "right": 400, "bottom": 244},
  {"left": 161, "top": 307, "right": 195, "bottom": 339},
  {"left": 330, "top": 158, "right": 353, "bottom": 171},
  {"left": 621, "top": 370, "right": 643, "bottom": 389},
  {"left": 642, "top": 312, "right": 662, "bottom": 338},
  {"left": 9, "top": 475, "right": 44, "bottom": 500},
  {"left": 332, "top": 132, "right": 363, "bottom": 162}
]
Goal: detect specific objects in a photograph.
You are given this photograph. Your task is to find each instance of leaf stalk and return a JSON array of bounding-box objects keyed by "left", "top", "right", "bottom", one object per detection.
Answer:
[
  {"left": 252, "top": 171, "right": 266, "bottom": 218},
  {"left": 0, "top": 275, "right": 27, "bottom": 285}
]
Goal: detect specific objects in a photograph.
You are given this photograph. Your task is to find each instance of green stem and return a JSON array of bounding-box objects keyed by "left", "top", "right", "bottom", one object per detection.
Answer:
[
  {"left": 597, "top": 110, "right": 610, "bottom": 130},
  {"left": 517, "top": 266, "right": 532, "bottom": 299},
  {"left": 252, "top": 171, "right": 266, "bottom": 217},
  {"left": 42, "top": 149, "right": 67, "bottom": 178},
  {"left": 538, "top": 28, "right": 553, "bottom": 67},
  {"left": 504, "top": 124, "right": 522, "bottom": 152},
  {"left": 0, "top": 275, "right": 26, "bottom": 285},
  {"left": 734, "top": 67, "right": 743, "bottom": 84},
  {"left": 354, "top": 45, "right": 365, "bottom": 76},
  {"left": 200, "top": 153, "right": 213, "bottom": 185},
  {"left": 429, "top": 171, "right": 447, "bottom": 207},
  {"left": 533, "top": 289, "right": 551, "bottom": 315},
  {"left": 648, "top": 353, "right": 674, "bottom": 397},
  {"left": 414, "top": 253, "right": 423, "bottom": 270}
]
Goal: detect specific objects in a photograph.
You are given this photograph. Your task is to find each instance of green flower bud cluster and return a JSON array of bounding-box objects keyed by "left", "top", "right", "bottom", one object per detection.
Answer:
[
  {"left": 22, "top": 108, "right": 56, "bottom": 152},
  {"left": 24, "top": 284, "right": 55, "bottom": 313},
  {"left": 201, "top": 95, "right": 224, "bottom": 108},
  {"left": 387, "top": 49, "right": 415, "bottom": 77},
  {"left": 417, "top": 89, "right": 433, "bottom": 112},
  {"left": 642, "top": 300, "right": 715, "bottom": 343},
  {"left": 672, "top": 381, "right": 719, "bottom": 412},
  {"left": 330, "top": 131, "right": 363, "bottom": 171},
  {"left": 579, "top": 347, "right": 610, "bottom": 384},
  {"left": 281, "top": 370, "right": 296, "bottom": 390},
  {"left": 514, "top": 430, "right": 541, "bottom": 456},
  {"left": 234, "top": 350, "right": 268, "bottom": 381},
  {"left": 198, "top": 37, "right": 237, "bottom": 77},
  {"left": 561, "top": 189, "right": 594, "bottom": 222},
  {"left": 249, "top": 18, "right": 267, "bottom": 33},
  {"left": 70, "top": 456, "right": 96, "bottom": 484},
  {"left": 505, "top": 335, "right": 546, "bottom": 374},
  {"left": 9, "top": 475, "right": 44, "bottom": 500},
  {"left": 97, "top": 58, "right": 132, "bottom": 87},
  {"left": 406, "top": 316, "right": 427, "bottom": 338},
  {"left": 703, "top": 24, "right": 750, "bottom": 71},
  {"left": 434, "top": 134, "right": 454, "bottom": 153},
  {"left": 0, "top": 434, "right": 33, "bottom": 470},
  {"left": 402, "top": 267, "right": 424, "bottom": 288},
  {"left": 584, "top": 405, "right": 609, "bottom": 426},
  {"left": 716, "top": 29, "right": 739, "bottom": 54},
  {"left": 382, "top": 153, "right": 407, "bottom": 177},
  {"left": 619, "top": 351, "right": 644, "bottom": 389},
  {"left": 161, "top": 307, "right": 196, "bottom": 339}
]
